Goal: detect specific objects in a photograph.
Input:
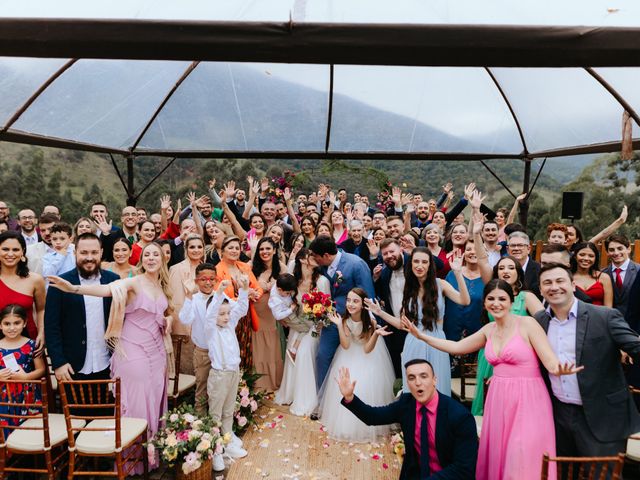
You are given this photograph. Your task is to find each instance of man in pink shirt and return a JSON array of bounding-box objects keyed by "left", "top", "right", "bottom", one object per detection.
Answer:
[{"left": 339, "top": 359, "right": 477, "bottom": 479}]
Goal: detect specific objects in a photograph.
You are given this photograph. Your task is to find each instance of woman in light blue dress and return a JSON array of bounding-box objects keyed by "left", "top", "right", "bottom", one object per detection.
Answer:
[{"left": 366, "top": 247, "right": 470, "bottom": 395}]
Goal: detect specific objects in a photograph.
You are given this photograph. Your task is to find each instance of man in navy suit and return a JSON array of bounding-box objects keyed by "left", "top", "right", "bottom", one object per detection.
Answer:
[
  {"left": 339, "top": 359, "right": 478, "bottom": 479},
  {"left": 309, "top": 236, "right": 375, "bottom": 389},
  {"left": 45, "top": 233, "right": 119, "bottom": 384}
]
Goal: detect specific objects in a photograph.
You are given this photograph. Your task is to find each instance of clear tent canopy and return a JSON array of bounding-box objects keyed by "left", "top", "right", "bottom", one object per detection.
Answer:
[{"left": 1, "top": 0, "right": 640, "bottom": 209}]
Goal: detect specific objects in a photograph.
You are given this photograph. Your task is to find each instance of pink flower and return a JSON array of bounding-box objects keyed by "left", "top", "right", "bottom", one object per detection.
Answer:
[
  {"left": 240, "top": 396, "right": 250, "bottom": 408},
  {"left": 240, "top": 387, "right": 250, "bottom": 398},
  {"left": 250, "top": 400, "right": 258, "bottom": 412},
  {"left": 178, "top": 430, "right": 190, "bottom": 441},
  {"left": 382, "top": 463, "right": 389, "bottom": 470},
  {"left": 237, "top": 416, "right": 247, "bottom": 427}
]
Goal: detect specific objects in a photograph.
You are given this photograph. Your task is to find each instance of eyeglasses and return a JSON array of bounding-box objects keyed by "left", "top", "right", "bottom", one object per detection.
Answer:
[{"left": 508, "top": 243, "right": 528, "bottom": 249}]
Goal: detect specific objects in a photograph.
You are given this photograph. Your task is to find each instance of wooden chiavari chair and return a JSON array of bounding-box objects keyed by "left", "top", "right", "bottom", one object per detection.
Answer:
[
  {"left": 540, "top": 453, "right": 625, "bottom": 480},
  {"left": 168, "top": 334, "right": 196, "bottom": 408}
]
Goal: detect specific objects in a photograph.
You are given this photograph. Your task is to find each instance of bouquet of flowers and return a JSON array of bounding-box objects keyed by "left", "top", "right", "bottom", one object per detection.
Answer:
[
  {"left": 268, "top": 170, "right": 296, "bottom": 202},
  {"left": 233, "top": 369, "right": 265, "bottom": 434},
  {"left": 148, "top": 404, "right": 225, "bottom": 475},
  {"left": 301, "top": 289, "right": 335, "bottom": 337},
  {"left": 390, "top": 431, "right": 405, "bottom": 464}
]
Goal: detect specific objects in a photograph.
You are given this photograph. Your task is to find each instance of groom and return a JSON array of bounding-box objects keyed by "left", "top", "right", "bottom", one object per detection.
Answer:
[
  {"left": 309, "top": 236, "right": 375, "bottom": 389},
  {"left": 339, "top": 359, "right": 478, "bottom": 479}
]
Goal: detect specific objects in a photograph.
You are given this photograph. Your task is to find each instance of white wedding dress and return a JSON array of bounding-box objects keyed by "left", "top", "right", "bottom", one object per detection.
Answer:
[
  {"left": 275, "top": 276, "right": 330, "bottom": 416},
  {"left": 317, "top": 318, "right": 396, "bottom": 443}
]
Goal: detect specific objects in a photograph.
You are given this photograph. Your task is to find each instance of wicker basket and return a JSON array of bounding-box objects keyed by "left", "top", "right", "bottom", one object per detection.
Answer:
[{"left": 175, "top": 458, "right": 212, "bottom": 480}]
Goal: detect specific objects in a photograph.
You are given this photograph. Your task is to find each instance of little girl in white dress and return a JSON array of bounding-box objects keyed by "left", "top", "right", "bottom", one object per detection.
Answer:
[{"left": 318, "top": 288, "right": 396, "bottom": 443}]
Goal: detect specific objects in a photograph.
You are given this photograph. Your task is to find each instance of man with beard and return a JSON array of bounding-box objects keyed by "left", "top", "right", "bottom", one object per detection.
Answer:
[
  {"left": 18, "top": 208, "right": 40, "bottom": 246},
  {"left": 480, "top": 219, "right": 505, "bottom": 266},
  {"left": 372, "top": 238, "right": 408, "bottom": 377},
  {"left": 0, "top": 200, "right": 19, "bottom": 231},
  {"left": 26, "top": 213, "right": 58, "bottom": 275},
  {"left": 44, "top": 233, "right": 119, "bottom": 386},
  {"left": 101, "top": 206, "right": 139, "bottom": 262}
]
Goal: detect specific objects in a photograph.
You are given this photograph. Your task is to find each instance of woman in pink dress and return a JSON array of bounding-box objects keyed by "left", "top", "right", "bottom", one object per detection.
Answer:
[
  {"left": 402, "top": 279, "right": 582, "bottom": 480},
  {"left": 50, "top": 242, "right": 173, "bottom": 475}
]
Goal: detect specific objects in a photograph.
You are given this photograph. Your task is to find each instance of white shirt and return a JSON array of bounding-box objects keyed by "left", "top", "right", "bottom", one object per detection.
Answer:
[
  {"left": 179, "top": 291, "right": 228, "bottom": 349},
  {"left": 22, "top": 231, "right": 39, "bottom": 246},
  {"left": 327, "top": 251, "right": 342, "bottom": 278},
  {"left": 547, "top": 300, "right": 582, "bottom": 405},
  {"left": 487, "top": 249, "right": 502, "bottom": 268},
  {"left": 612, "top": 258, "right": 631, "bottom": 284},
  {"left": 389, "top": 268, "right": 405, "bottom": 318},
  {"left": 206, "top": 290, "right": 249, "bottom": 371},
  {"left": 521, "top": 256, "right": 530, "bottom": 273},
  {"left": 268, "top": 285, "right": 294, "bottom": 321},
  {"left": 78, "top": 273, "right": 111, "bottom": 375}
]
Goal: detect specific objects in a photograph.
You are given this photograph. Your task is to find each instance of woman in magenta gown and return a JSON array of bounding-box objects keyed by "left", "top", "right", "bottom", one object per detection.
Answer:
[
  {"left": 403, "top": 279, "right": 582, "bottom": 480},
  {"left": 50, "top": 242, "right": 173, "bottom": 475}
]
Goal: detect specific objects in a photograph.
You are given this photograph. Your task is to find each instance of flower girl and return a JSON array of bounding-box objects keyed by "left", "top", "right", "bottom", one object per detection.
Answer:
[{"left": 318, "top": 288, "right": 396, "bottom": 443}]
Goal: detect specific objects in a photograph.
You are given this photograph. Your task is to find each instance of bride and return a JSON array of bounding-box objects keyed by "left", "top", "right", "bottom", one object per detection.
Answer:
[{"left": 274, "top": 248, "right": 331, "bottom": 416}]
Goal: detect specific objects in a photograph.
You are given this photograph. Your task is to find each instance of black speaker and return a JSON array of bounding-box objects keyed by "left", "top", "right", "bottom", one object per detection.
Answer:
[{"left": 561, "top": 192, "right": 584, "bottom": 220}]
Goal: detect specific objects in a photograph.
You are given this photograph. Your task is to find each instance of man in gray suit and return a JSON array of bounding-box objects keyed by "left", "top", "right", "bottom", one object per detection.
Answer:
[
  {"left": 602, "top": 234, "right": 639, "bottom": 316},
  {"left": 535, "top": 263, "right": 640, "bottom": 456}
]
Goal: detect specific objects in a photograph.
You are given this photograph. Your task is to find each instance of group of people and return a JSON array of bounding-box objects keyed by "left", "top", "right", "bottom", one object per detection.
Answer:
[{"left": 0, "top": 176, "right": 639, "bottom": 479}]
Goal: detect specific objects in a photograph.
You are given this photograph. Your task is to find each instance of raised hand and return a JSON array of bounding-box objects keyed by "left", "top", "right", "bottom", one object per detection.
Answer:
[
  {"left": 469, "top": 190, "right": 486, "bottom": 211},
  {"left": 374, "top": 325, "right": 392, "bottom": 337},
  {"left": 619, "top": 205, "right": 628, "bottom": 223},
  {"left": 372, "top": 263, "right": 383, "bottom": 282},
  {"left": 283, "top": 187, "right": 292, "bottom": 202},
  {"left": 237, "top": 274, "right": 250, "bottom": 291},
  {"left": 208, "top": 178, "right": 216, "bottom": 191},
  {"left": 392, "top": 186, "right": 402, "bottom": 206},
  {"left": 335, "top": 367, "right": 357, "bottom": 402},
  {"left": 186, "top": 191, "right": 197, "bottom": 206},
  {"left": 48, "top": 276, "right": 76, "bottom": 293},
  {"left": 516, "top": 192, "right": 528, "bottom": 203},
  {"left": 246, "top": 175, "right": 254, "bottom": 188},
  {"left": 463, "top": 182, "right": 476, "bottom": 200},
  {"left": 367, "top": 238, "right": 380, "bottom": 258},
  {"left": 94, "top": 213, "right": 112, "bottom": 235},
  {"left": 182, "top": 271, "right": 197, "bottom": 299},
  {"left": 195, "top": 195, "right": 210, "bottom": 209},
  {"left": 217, "top": 279, "right": 231, "bottom": 294},
  {"left": 260, "top": 177, "right": 270, "bottom": 194},
  {"left": 472, "top": 211, "right": 485, "bottom": 236},
  {"left": 401, "top": 192, "right": 413, "bottom": 206},
  {"left": 551, "top": 362, "right": 585, "bottom": 376},
  {"left": 160, "top": 195, "right": 172, "bottom": 211},
  {"left": 364, "top": 298, "right": 383, "bottom": 316},
  {"left": 224, "top": 181, "right": 237, "bottom": 199},
  {"left": 443, "top": 182, "right": 453, "bottom": 194},
  {"left": 401, "top": 315, "right": 421, "bottom": 338},
  {"left": 449, "top": 249, "right": 464, "bottom": 272},
  {"left": 328, "top": 190, "right": 337, "bottom": 204},
  {"left": 328, "top": 311, "right": 343, "bottom": 326}
]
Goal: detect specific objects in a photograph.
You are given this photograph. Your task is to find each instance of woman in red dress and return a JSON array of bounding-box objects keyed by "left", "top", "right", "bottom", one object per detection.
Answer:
[
  {"left": 571, "top": 241, "right": 613, "bottom": 306},
  {"left": 0, "top": 231, "right": 46, "bottom": 354}
]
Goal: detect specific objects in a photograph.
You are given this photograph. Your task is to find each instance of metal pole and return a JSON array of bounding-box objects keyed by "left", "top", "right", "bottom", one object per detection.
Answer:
[
  {"left": 126, "top": 155, "right": 136, "bottom": 206},
  {"left": 519, "top": 158, "right": 532, "bottom": 228}
]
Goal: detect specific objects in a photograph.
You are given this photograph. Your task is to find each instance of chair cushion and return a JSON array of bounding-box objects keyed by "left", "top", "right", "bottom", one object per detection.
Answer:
[
  {"left": 627, "top": 433, "right": 640, "bottom": 461},
  {"left": 474, "top": 416, "right": 483, "bottom": 438},
  {"left": 168, "top": 374, "right": 196, "bottom": 398},
  {"left": 7, "top": 413, "right": 86, "bottom": 452},
  {"left": 75, "top": 418, "right": 148, "bottom": 455}
]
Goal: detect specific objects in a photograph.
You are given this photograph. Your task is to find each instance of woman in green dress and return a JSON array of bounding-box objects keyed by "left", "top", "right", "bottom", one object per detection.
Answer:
[{"left": 472, "top": 218, "right": 544, "bottom": 415}]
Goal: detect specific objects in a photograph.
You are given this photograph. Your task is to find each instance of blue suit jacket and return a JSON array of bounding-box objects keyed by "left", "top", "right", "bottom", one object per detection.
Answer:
[
  {"left": 325, "top": 252, "right": 375, "bottom": 315},
  {"left": 44, "top": 268, "right": 120, "bottom": 371},
  {"left": 342, "top": 392, "right": 478, "bottom": 479}
]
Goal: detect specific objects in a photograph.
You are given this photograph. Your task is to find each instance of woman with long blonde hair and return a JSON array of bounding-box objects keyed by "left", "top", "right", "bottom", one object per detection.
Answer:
[{"left": 49, "top": 242, "right": 174, "bottom": 474}]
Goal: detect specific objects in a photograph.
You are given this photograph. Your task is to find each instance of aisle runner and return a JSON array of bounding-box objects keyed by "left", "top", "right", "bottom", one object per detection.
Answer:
[{"left": 226, "top": 399, "right": 400, "bottom": 480}]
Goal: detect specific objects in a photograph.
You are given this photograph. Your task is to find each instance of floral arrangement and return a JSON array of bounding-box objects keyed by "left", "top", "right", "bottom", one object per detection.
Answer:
[
  {"left": 268, "top": 170, "right": 296, "bottom": 202},
  {"left": 148, "top": 404, "right": 225, "bottom": 475},
  {"left": 390, "top": 431, "right": 405, "bottom": 463},
  {"left": 233, "top": 369, "right": 265, "bottom": 434},
  {"left": 301, "top": 289, "right": 335, "bottom": 337}
]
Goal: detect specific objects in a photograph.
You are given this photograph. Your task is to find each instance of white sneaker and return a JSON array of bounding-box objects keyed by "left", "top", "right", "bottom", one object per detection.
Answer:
[
  {"left": 224, "top": 444, "right": 248, "bottom": 459},
  {"left": 213, "top": 453, "right": 225, "bottom": 472},
  {"left": 231, "top": 432, "right": 243, "bottom": 448}
]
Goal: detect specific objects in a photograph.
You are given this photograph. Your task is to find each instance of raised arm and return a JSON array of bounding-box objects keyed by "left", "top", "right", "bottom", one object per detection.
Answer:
[
  {"left": 283, "top": 187, "right": 301, "bottom": 233},
  {"left": 364, "top": 298, "right": 403, "bottom": 329},
  {"left": 439, "top": 253, "right": 471, "bottom": 306},
  {"left": 230, "top": 276, "right": 250, "bottom": 329},
  {"left": 48, "top": 275, "right": 118, "bottom": 297},
  {"left": 589, "top": 205, "right": 627, "bottom": 245},
  {"left": 220, "top": 188, "right": 247, "bottom": 241},
  {"left": 160, "top": 195, "right": 171, "bottom": 233},
  {"left": 363, "top": 323, "right": 392, "bottom": 354},
  {"left": 507, "top": 193, "right": 527, "bottom": 225},
  {"left": 243, "top": 181, "right": 259, "bottom": 220},
  {"left": 471, "top": 202, "right": 493, "bottom": 284},
  {"left": 330, "top": 311, "right": 351, "bottom": 350},
  {"left": 403, "top": 316, "right": 487, "bottom": 355}
]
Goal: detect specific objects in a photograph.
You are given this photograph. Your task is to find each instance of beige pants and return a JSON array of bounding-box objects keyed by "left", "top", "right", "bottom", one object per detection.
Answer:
[
  {"left": 207, "top": 368, "right": 240, "bottom": 435},
  {"left": 193, "top": 347, "right": 211, "bottom": 416}
]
